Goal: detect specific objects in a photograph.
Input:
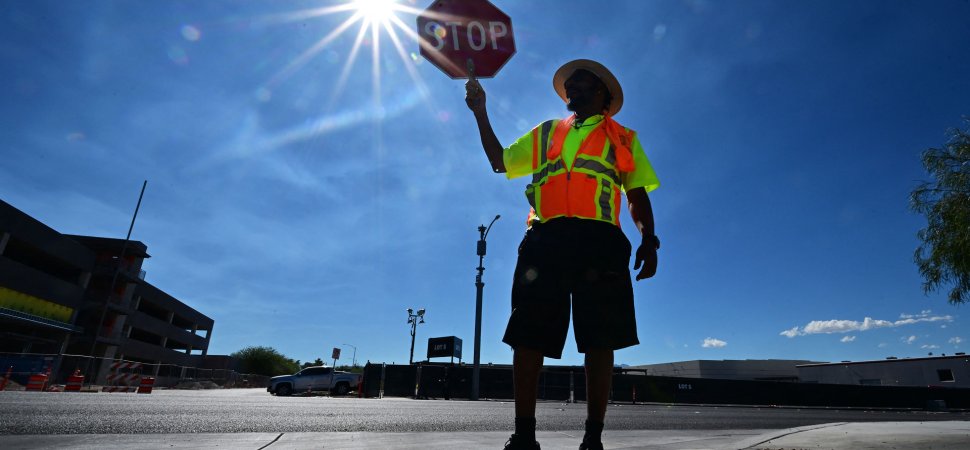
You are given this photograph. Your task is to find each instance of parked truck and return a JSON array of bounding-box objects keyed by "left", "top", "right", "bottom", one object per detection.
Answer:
[{"left": 267, "top": 366, "right": 361, "bottom": 396}]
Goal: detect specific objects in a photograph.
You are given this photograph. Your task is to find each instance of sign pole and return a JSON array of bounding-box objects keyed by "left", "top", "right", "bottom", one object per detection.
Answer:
[{"left": 330, "top": 347, "right": 341, "bottom": 395}]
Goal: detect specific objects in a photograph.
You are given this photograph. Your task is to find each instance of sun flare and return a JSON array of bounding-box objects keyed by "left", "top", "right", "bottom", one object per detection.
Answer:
[
  {"left": 254, "top": 0, "right": 433, "bottom": 136},
  {"left": 352, "top": 0, "right": 398, "bottom": 24}
]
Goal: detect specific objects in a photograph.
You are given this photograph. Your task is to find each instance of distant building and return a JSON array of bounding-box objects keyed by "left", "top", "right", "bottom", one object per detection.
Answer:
[
  {"left": 629, "top": 359, "right": 824, "bottom": 382},
  {"left": 0, "top": 199, "right": 222, "bottom": 386},
  {"left": 797, "top": 354, "right": 969, "bottom": 388}
]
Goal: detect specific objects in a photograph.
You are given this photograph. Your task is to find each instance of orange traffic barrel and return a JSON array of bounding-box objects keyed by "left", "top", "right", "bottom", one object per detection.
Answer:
[
  {"left": 0, "top": 366, "right": 12, "bottom": 391},
  {"left": 65, "top": 371, "right": 84, "bottom": 392},
  {"left": 137, "top": 376, "right": 155, "bottom": 394},
  {"left": 26, "top": 373, "right": 48, "bottom": 392}
]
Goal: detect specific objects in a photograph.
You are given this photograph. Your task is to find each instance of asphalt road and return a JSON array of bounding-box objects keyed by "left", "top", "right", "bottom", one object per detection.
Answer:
[{"left": 1, "top": 389, "right": 966, "bottom": 435}]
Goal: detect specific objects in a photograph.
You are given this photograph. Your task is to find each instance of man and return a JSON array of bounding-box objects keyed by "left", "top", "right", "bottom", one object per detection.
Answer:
[{"left": 465, "top": 59, "right": 660, "bottom": 450}]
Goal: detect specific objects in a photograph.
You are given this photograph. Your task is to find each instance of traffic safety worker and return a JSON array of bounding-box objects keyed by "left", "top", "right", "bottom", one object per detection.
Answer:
[{"left": 465, "top": 59, "right": 661, "bottom": 450}]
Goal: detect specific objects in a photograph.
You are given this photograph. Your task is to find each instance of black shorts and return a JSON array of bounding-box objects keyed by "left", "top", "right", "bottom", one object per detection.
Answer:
[{"left": 502, "top": 217, "right": 639, "bottom": 359}]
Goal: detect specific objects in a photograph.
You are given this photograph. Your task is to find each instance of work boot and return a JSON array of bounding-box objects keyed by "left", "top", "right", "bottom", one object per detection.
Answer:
[
  {"left": 578, "top": 439, "right": 604, "bottom": 450},
  {"left": 504, "top": 433, "right": 540, "bottom": 449}
]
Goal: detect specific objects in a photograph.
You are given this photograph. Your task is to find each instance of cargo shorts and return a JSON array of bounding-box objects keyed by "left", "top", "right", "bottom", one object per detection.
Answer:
[{"left": 502, "top": 217, "right": 639, "bottom": 359}]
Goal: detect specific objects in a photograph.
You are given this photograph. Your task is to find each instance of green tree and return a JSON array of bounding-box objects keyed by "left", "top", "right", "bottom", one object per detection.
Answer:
[
  {"left": 231, "top": 346, "right": 300, "bottom": 376},
  {"left": 911, "top": 120, "right": 970, "bottom": 304},
  {"left": 301, "top": 358, "right": 324, "bottom": 369}
]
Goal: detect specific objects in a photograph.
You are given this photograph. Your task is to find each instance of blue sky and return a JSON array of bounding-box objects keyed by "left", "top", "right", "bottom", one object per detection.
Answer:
[{"left": 2, "top": 0, "right": 968, "bottom": 368}]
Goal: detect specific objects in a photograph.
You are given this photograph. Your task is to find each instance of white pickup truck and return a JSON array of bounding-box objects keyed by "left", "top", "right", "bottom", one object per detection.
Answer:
[{"left": 267, "top": 366, "right": 362, "bottom": 396}]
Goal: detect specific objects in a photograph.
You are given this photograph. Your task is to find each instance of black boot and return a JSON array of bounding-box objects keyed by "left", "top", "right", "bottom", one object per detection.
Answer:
[
  {"left": 504, "top": 433, "right": 540, "bottom": 449},
  {"left": 579, "top": 420, "right": 604, "bottom": 450}
]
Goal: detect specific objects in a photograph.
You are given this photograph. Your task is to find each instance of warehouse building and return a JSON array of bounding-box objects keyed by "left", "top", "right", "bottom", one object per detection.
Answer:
[
  {"left": 630, "top": 359, "right": 823, "bottom": 382},
  {"left": 797, "top": 354, "right": 969, "bottom": 388}
]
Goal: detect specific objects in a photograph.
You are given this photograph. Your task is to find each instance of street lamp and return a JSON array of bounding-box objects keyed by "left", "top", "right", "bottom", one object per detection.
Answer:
[
  {"left": 407, "top": 308, "right": 426, "bottom": 365},
  {"left": 472, "top": 214, "right": 500, "bottom": 401},
  {"left": 342, "top": 343, "right": 357, "bottom": 368}
]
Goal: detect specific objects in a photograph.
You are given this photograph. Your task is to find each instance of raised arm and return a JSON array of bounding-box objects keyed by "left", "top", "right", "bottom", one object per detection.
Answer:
[
  {"left": 627, "top": 187, "right": 658, "bottom": 280},
  {"left": 465, "top": 77, "right": 506, "bottom": 173}
]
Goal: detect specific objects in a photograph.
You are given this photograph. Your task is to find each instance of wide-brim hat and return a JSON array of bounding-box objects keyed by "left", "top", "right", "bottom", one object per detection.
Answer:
[{"left": 553, "top": 59, "right": 624, "bottom": 116}]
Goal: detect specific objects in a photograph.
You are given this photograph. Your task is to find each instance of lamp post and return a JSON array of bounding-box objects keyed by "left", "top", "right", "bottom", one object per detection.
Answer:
[
  {"left": 342, "top": 343, "right": 357, "bottom": 368},
  {"left": 472, "top": 214, "right": 500, "bottom": 401},
  {"left": 407, "top": 308, "right": 426, "bottom": 365}
]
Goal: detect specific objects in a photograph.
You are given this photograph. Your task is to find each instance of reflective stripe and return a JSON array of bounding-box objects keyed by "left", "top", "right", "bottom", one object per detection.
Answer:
[
  {"left": 534, "top": 159, "right": 565, "bottom": 183},
  {"left": 605, "top": 143, "right": 617, "bottom": 166},
  {"left": 572, "top": 157, "right": 621, "bottom": 185},
  {"left": 539, "top": 120, "right": 553, "bottom": 165},
  {"left": 599, "top": 178, "right": 613, "bottom": 222},
  {"left": 533, "top": 121, "right": 554, "bottom": 183}
]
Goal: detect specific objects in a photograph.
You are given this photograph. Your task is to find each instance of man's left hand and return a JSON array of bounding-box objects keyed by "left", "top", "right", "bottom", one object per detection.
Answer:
[{"left": 633, "top": 242, "right": 657, "bottom": 281}]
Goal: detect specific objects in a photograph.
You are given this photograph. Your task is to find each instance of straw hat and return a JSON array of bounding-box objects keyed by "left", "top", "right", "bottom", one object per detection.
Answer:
[{"left": 552, "top": 59, "right": 624, "bottom": 116}]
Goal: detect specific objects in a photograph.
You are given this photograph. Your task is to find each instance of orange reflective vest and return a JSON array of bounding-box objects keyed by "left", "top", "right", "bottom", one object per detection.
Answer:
[{"left": 525, "top": 114, "right": 636, "bottom": 226}]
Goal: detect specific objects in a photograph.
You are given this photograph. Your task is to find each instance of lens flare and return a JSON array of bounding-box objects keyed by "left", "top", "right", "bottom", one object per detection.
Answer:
[{"left": 353, "top": 0, "right": 398, "bottom": 24}]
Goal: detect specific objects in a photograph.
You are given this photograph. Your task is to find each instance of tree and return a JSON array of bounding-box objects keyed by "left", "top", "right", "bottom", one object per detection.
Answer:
[
  {"left": 301, "top": 358, "right": 324, "bottom": 369},
  {"left": 910, "top": 120, "right": 970, "bottom": 304},
  {"left": 231, "top": 346, "right": 300, "bottom": 376}
]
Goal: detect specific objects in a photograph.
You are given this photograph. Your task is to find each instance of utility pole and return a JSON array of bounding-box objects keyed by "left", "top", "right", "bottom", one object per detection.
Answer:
[
  {"left": 342, "top": 343, "right": 357, "bottom": 368},
  {"left": 472, "top": 215, "right": 500, "bottom": 401},
  {"left": 407, "top": 308, "right": 425, "bottom": 365}
]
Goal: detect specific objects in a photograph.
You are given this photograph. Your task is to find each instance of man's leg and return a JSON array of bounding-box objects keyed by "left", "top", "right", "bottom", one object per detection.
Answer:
[
  {"left": 583, "top": 348, "right": 613, "bottom": 446},
  {"left": 513, "top": 347, "right": 544, "bottom": 417},
  {"left": 504, "top": 347, "right": 544, "bottom": 448}
]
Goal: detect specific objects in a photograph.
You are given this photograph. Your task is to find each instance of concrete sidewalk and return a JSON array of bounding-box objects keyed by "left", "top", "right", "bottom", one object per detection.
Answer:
[{"left": 1, "top": 421, "right": 967, "bottom": 449}]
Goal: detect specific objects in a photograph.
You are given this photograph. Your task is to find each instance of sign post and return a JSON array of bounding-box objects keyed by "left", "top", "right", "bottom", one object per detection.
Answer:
[
  {"left": 330, "top": 347, "right": 341, "bottom": 394},
  {"left": 416, "top": 0, "right": 516, "bottom": 79}
]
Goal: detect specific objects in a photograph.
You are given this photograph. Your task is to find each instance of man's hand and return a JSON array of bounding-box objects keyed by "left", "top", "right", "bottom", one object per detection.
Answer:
[
  {"left": 626, "top": 187, "right": 657, "bottom": 281},
  {"left": 465, "top": 58, "right": 487, "bottom": 114},
  {"left": 633, "top": 241, "right": 658, "bottom": 281},
  {"left": 465, "top": 78, "right": 486, "bottom": 114}
]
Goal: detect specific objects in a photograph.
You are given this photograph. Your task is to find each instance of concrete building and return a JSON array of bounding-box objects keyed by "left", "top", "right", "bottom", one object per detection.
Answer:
[
  {"left": 630, "top": 359, "right": 824, "bottom": 382},
  {"left": 797, "top": 354, "right": 969, "bottom": 388},
  {"left": 0, "top": 200, "right": 93, "bottom": 360},
  {"left": 1, "top": 199, "right": 219, "bottom": 386}
]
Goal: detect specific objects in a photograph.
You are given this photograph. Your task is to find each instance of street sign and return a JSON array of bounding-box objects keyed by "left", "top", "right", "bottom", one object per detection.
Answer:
[
  {"left": 416, "top": 0, "right": 515, "bottom": 79},
  {"left": 331, "top": 347, "right": 341, "bottom": 360},
  {"left": 427, "top": 336, "right": 463, "bottom": 359}
]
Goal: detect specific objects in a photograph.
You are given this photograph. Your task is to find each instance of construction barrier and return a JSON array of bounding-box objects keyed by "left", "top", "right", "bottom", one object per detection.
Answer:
[
  {"left": 102, "top": 361, "right": 141, "bottom": 393},
  {"left": 137, "top": 377, "right": 155, "bottom": 394},
  {"left": 1, "top": 352, "right": 272, "bottom": 389},
  {"left": 25, "top": 373, "right": 47, "bottom": 391},
  {"left": 64, "top": 371, "right": 84, "bottom": 392}
]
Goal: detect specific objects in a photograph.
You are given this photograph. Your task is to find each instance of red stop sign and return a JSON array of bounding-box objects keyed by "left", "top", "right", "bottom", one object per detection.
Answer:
[{"left": 416, "top": 0, "right": 515, "bottom": 79}]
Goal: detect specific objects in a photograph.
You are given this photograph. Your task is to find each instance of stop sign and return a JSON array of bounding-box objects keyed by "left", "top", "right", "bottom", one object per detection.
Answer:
[{"left": 416, "top": 0, "right": 515, "bottom": 79}]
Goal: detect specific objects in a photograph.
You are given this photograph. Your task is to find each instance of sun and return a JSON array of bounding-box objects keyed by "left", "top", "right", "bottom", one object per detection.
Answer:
[
  {"left": 254, "top": 0, "right": 435, "bottom": 130},
  {"left": 352, "top": 0, "right": 398, "bottom": 25}
]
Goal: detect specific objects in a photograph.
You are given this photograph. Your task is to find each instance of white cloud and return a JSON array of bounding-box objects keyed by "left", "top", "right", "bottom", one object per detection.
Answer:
[
  {"left": 840, "top": 336, "right": 856, "bottom": 343},
  {"left": 921, "top": 344, "right": 939, "bottom": 349},
  {"left": 900, "top": 310, "right": 933, "bottom": 319},
  {"left": 950, "top": 337, "right": 963, "bottom": 345},
  {"left": 702, "top": 337, "right": 727, "bottom": 348},
  {"left": 779, "top": 312, "right": 953, "bottom": 338},
  {"left": 780, "top": 326, "right": 800, "bottom": 338},
  {"left": 878, "top": 343, "right": 888, "bottom": 348},
  {"left": 903, "top": 335, "right": 917, "bottom": 344}
]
